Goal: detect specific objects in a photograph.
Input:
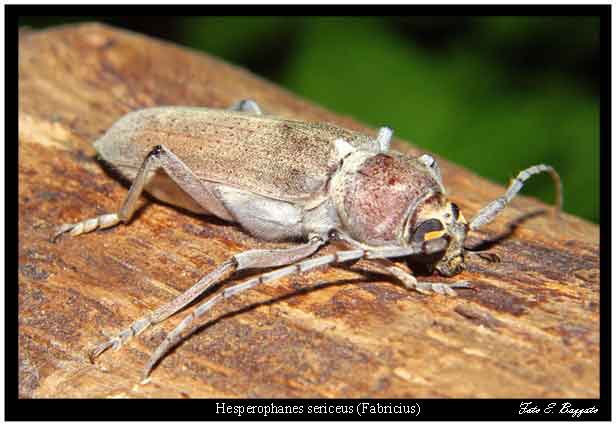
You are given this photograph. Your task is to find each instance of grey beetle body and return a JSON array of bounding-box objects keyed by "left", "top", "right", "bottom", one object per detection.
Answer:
[
  {"left": 54, "top": 100, "right": 561, "bottom": 378},
  {"left": 93, "top": 106, "right": 448, "bottom": 250},
  {"left": 94, "top": 106, "right": 371, "bottom": 243}
]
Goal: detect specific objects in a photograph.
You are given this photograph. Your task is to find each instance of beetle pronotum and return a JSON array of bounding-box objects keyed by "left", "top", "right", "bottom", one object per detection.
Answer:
[{"left": 53, "top": 100, "right": 561, "bottom": 379}]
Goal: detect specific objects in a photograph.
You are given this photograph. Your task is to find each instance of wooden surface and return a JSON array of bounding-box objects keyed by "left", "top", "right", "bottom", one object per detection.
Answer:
[{"left": 18, "top": 23, "right": 600, "bottom": 399}]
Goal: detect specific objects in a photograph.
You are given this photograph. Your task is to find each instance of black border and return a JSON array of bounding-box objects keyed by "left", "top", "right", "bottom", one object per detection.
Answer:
[
  {"left": 8, "top": 4, "right": 610, "bottom": 421},
  {"left": 8, "top": 4, "right": 612, "bottom": 16}
]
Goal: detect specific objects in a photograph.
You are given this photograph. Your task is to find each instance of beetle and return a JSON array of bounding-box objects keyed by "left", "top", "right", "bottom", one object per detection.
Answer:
[{"left": 53, "top": 99, "right": 561, "bottom": 379}]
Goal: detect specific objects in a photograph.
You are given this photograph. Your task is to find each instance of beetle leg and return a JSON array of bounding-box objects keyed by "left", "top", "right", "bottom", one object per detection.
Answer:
[
  {"left": 363, "top": 126, "right": 392, "bottom": 153},
  {"left": 52, "top": 213, "right": 121, "bottom": 241},
  {"left": 418, "top": 154, "right": 443, "bottom": 189},
  {"left": 331, "top": 233, "right": 469, "bottom": 295},
  {"left": 52, "top": 144, "right": 233, "bottom": 241},
  {"left": 228, "top": 99, "right": 263, "bottom": 115},
  {"left": 469, "top": 164, "right": 562, "bottom": 230},
  {"left": 143, "top": 247, "right": 366, "bottom": 378},
  {"left": 386, "top": 266, "right": 472, "bottom": 296},
  {"left": 414, "top": 280, "right": 472, "bottom": 296},
  {"left": 375, "top": 126, "right": 393, "bottom": 152},
  {"left": 351, "top": 257, "right": 470, "bottom": 296},
  {"left": 89, "top": 235, "right": 326, "bottom": 361},
  {"left": 142, "top": 238, "right": 448, "bottom": 378},
  {"left": 51, "top": 146, "right": 162, "bottom": 241},
  {"left": 385, "top": 263, "right": 472, "bottom": 296}
]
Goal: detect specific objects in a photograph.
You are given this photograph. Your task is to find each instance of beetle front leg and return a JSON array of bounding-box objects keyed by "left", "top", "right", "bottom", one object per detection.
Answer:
[
  {"left": 350, "top": 258, "right": 470, "bottom": 296},
  {"left": 387, "top": 265, "right": 472, "bottom": 296},
  {"left": 333, "top": 232, "right": 469, "bottom": 296}
]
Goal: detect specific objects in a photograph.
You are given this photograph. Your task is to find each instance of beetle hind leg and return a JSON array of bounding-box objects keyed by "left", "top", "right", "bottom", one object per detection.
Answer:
[
  {"left": 52, "top": 213, "right": 120, "bottom": 241},
  {"left": 50, "top": 145, "right": 163, "bottom": 242},
  {"left": 51, "top": 143, "right": 234, "bottom": 242}
]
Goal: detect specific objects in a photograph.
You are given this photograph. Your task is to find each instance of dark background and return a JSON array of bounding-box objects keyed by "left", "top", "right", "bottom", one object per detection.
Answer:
[{"left": 20, "top": 16, "right": 600, "bottom": 223}]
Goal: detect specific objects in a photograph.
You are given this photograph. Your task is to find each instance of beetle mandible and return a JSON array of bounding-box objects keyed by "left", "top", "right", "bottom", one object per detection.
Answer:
[{"left": 53, "top": 99, "right": 562, "bottom": 379}]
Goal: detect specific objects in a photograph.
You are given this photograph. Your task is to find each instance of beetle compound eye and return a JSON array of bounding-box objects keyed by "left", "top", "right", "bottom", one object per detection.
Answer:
[{"left": 412, "top": 218, "right": 445, "bottom": 243}]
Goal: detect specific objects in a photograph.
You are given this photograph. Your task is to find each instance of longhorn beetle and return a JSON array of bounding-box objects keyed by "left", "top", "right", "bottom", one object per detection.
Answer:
[{"left": 53, "top": 100, "right": 562, "bottom": 379}]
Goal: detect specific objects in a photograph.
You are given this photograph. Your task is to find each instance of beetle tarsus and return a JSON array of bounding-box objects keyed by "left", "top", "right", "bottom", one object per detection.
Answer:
[{"left": 51, "top": 213, "right": 120, "bottom": 242}]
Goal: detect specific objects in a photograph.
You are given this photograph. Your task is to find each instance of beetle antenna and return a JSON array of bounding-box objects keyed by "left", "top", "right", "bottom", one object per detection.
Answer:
[{"left": 468, "top": 164, "right": 562, "bottom": 231}]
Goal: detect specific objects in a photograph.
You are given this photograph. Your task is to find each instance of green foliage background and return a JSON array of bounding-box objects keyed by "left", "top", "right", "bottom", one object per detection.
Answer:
[{"left": 21, "top": 16, "right": 600, "bottom": 223}]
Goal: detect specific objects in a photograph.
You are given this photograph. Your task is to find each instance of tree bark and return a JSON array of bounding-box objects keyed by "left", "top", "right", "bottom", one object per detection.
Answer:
[{"left": 18, "top": 23, "right": 599, "bottom": 398}]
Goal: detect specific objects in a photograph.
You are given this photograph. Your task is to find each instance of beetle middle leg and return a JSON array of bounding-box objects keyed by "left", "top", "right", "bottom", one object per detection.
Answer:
[
  {"left": 90, "top": 234, "right": 326, "bottom": 359},
  {"left": 142, "top": 238, "right": 449, "bottom": 378}
]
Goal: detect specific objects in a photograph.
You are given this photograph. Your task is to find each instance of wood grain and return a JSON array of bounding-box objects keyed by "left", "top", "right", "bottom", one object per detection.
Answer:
[{"left": 18, "top": 23, "right": 599, "bottom": 398}]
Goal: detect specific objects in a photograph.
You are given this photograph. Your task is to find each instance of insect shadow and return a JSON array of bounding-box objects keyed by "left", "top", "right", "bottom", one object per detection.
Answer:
[
  {"left": 144, "top": 276, "right": 378, "bottom": 374},
  {"left": 464, "top": 209, "right": 547, "bottom": 253},
  {"left": 145, "top": 209, "right": 547, "bottom": 362},
  {"left": 97, "top": 159, "right": 234, "bottom": 229}
]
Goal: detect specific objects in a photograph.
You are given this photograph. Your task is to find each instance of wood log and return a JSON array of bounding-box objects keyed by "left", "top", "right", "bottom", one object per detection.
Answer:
[{"left": 18, "top": 23, "right": 599, "bottom": 399}]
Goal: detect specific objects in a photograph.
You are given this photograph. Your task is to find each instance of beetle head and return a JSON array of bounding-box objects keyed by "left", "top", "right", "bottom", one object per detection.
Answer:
[{"left": 405, "top": 194, "right": 469, "bottom": 276}]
